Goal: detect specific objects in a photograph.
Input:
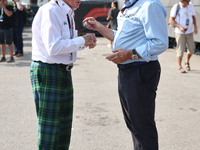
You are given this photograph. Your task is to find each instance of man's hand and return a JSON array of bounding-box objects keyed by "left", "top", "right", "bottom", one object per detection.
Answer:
[
  {"left": 83, "top": 17, "right": 100, "bottom": 31},
  {"left": 178, "top": 26, "right": 186, "bottom": 33},
  {"left": 106, "top": 49, "right": 133, "bottom": 64},
  {"left": 0, "top": 2, "right": 4, "bottom": 8},
  {"left": 82, "top": 33, "right": 97, "bottom": 49},
  {"left": 194, "top": 26, "right": 198, "bottom": 35}
]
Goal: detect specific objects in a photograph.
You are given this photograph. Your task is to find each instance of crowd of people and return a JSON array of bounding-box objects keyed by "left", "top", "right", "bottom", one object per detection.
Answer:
[{"left": 0, "top": 0, "right": 25, "bottom": 63}]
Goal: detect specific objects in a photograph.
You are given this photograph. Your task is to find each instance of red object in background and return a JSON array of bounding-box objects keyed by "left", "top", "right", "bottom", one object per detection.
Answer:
[
  {"left": 83, "top": 8, "right": 111, "bottom": 19},
  {"left": 74, "top": 1, "right": 112, "bottom": 35}
]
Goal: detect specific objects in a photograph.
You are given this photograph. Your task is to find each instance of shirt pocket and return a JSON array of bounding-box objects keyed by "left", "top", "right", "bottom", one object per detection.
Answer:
[{"left": 62, "top": 21, "right": 71, "bottom": 39}]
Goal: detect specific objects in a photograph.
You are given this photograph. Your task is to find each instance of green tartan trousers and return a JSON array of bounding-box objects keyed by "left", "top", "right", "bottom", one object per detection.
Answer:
[{"left": 30, "top": 61, "right": 73, "bottom": 150}]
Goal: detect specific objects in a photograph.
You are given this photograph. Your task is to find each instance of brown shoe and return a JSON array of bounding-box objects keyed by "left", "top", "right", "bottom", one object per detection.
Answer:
[
  {"left": 13, "top": 53, "right": 18, "bottom": 56},
  {"left": 16, "top": 54, "right": 24, "bottom": 57}
]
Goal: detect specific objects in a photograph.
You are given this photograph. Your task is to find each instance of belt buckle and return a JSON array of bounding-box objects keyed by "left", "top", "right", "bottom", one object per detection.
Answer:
[{"left": 66, "top": 63, "right": 73, "bottom": 71}]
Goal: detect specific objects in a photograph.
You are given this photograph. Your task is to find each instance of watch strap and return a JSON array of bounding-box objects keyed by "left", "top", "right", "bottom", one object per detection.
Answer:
[
  {"left": 132, "top": 49, "right": 137, "bottom": 55},
  {"left": 131, "top": 49, "right": 138, "bottom": 60}
]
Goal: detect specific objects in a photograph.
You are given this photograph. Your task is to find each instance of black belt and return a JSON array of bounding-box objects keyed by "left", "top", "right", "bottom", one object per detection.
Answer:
[
  {"left": 117, "top": 61, "right": 147, "bottom": 70},
  {"left": 33, "top": 61, "right": 73, "bottom": 71}
]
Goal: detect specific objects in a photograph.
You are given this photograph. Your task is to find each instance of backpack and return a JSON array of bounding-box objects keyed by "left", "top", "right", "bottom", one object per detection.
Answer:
[
  {"left": 168, "top": 3, "right": 180, "bottom": 28},
  {"left": 12, "top": 11, "right": 18, "bottom": 28}
]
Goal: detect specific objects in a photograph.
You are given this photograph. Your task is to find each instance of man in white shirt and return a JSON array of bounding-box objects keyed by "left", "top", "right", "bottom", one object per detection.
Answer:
[
  {"left": 30, "top": 0, "right": 96, "bottom": 149},
  {"left": 170, "top": 0, "right": 197, "bottom": 73}
]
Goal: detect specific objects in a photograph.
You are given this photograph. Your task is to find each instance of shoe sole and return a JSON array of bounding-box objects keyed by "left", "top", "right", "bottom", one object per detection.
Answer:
[{"left": 7, "top": 60, "right": 15, "bottom": 63}]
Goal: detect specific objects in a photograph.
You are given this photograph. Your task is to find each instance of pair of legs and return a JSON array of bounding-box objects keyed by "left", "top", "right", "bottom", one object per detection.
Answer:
[
  {"left": 30, "top": 61, "right": 74, "bottom": 150},
  {"left": 118, "top": 61, "right": 161, "bottom": 150},
  {"left": 1, "top": 44, "right": 14, "bottom": 58},
  {"left": 0, "top": 29, "right": 14, "bottom": 62},
  {"left": 176, "top": 33, "right": 195, "bottom": 73},
  {"left": 177, "top": 53, "right": 192, "bottom": 72},
  {"left": 13, "top": 26, "right": 24, "bottom": 55}
]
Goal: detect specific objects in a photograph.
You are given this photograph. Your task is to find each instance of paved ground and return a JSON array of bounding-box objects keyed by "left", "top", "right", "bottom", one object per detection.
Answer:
[{"left": 0, "top": 27, "right": 200, "bottom": 150}]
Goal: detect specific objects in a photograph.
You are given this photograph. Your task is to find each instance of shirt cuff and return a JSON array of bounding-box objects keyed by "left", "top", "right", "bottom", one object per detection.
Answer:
[
  {"left": 135, "top": 44, "right": 150, "bottom": 62},
  {"left": 72, "top": 36, "right": 86, "bottom": 51}
]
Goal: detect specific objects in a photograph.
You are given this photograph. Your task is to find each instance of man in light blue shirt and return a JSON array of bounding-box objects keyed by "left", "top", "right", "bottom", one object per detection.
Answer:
[{"left": 83, "top": 0, "right": 168, "bottom": 149}]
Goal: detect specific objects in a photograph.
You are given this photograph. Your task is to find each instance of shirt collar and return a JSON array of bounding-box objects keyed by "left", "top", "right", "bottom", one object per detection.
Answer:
[
  {"left": 124, "top": 0, "right": 137, "bottom": 7},
  {"left": 55, "top": 0, "right": 74, "bottom": 15}
]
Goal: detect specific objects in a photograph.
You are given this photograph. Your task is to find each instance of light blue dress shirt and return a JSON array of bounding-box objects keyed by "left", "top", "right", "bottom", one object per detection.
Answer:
[{"left": 113, "top": 0, "right": 168, "bottom": 64}]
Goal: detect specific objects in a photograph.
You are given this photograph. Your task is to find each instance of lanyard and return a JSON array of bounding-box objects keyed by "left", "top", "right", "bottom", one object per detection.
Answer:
[
  {"left": 67, "top": 14, "right": 74, "bottom": 39},
  {"left": 55, "top": 0, "right": 74, "bottom": 39},
  {"left": 181, "top": 3, "right": 189, "bottom": 19},
  {"left": 1, "top": 7, "right": 4, "bottom": 17},
  {"left": 55, "top": 0, "right": 74, "bottom": 60}
]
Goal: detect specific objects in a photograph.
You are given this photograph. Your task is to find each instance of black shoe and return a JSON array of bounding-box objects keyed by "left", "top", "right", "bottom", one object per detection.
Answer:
[
  {"left": 0, "top": 57, "right": 6, "bottom": 62},
  {"left": 7, "top": 57, "right": 15, "bottom": 63}
]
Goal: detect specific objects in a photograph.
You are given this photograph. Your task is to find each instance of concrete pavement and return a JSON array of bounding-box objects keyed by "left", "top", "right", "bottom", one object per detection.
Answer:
[{"left": 0, "top": 27, "right": 200, "bottom": 150}]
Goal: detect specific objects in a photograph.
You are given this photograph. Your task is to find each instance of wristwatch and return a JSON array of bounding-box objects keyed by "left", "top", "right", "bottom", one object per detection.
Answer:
[{"left": 132, "top": 49, "right": 138, "bottom": 60}]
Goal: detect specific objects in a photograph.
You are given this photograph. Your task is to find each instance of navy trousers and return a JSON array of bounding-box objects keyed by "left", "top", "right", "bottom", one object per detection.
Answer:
[
  {"left": 118, "top": 60, "right": 161, "bottom": 150},
  {"left": 13, "top": 26, "right": 24, "bottom": 54}
]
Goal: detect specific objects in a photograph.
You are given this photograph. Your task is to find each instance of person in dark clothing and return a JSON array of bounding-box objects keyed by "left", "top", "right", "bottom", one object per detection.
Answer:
[
  {"left": 107, "top": 1, "right": 120, "bottom": 30},
  {"left": 12, "top": 0, "right": 24, "bottom": 57},
  {"left": 106, "top": 1, "right": 120, "bottom": 48},
  {"left": 0, "top": 0, "right": 15, "bottom": 63}
]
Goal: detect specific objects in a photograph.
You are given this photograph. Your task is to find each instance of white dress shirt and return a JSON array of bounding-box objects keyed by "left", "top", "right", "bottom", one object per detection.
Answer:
[{"left": 32, "top": 0, "right": 86, "bottom": 65}]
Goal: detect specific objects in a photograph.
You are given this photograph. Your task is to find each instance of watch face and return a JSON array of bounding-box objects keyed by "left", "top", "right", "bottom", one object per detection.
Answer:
[{"left": 132, "top": 54, "right": 138, "bottom": 60}]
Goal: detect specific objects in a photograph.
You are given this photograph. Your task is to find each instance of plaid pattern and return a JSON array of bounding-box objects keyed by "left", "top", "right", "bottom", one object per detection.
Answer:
[{"left": 30, "top": 61, "right": 73, "bottom": 150}]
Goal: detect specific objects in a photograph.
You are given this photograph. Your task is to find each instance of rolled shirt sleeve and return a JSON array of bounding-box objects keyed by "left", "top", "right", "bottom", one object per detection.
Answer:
[{"left": 136, "top": 2, "right": 168, "bottom": 62}]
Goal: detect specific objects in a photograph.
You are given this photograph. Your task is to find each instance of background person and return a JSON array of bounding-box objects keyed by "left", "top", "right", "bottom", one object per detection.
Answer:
[
  {"left": 0, "top": 0, "right": 15, "bottom": 63},
  {"left": 12, "top": 0, "right": 25, "bottom": 57},
  {"left": 170, "top": 0, "right": 197, "bottom": 73},
  {"left": 83, "top": 0, "right": 168, "bottom": 149},
  {"left": 106, "top": 0, "right": 119, "bottom": 48},
  {"left": 30, "top": 0, "right": 96, "bottom": 149}
]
